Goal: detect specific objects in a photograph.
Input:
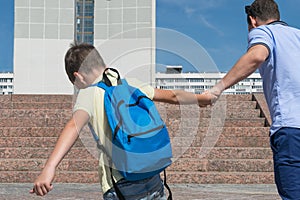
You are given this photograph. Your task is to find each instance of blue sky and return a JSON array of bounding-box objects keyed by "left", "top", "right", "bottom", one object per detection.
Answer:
[
  {"left": 1, "top": 1, "right": 300, "bottom": 73},
  {"left": 156, "top": 0, "right": 300, "bottom": 72},
  {"left": 0, "top": 0, "right": 14, "bottom": 72}
]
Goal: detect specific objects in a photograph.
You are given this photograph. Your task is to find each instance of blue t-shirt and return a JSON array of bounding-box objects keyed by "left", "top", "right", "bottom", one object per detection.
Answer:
[{"left": 248, "top": 21, "right": 300, "bottom": 135}]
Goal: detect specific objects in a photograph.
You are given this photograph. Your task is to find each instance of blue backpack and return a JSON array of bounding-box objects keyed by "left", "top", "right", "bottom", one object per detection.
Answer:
[{"left": 90, "top": 68, "right": 173, "bottom": 181}]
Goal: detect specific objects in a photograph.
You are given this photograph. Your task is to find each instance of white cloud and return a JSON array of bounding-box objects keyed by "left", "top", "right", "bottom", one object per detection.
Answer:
[
  {"left": 184, "top": 6, "right": 196, "bottom": 17},
  {"left": 198, "top": 14, "right": 224, "bottom": 36}
]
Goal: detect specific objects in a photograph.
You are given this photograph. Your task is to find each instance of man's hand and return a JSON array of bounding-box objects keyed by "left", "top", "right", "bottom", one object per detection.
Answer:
[{"left": 197, "top": 90, "right": 219, "bottom": 107}]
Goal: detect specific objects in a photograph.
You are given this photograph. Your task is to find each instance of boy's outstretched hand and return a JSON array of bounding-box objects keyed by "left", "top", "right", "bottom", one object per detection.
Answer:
[{"left": 29, "top": 166, "right": 55, "bottom": 196}]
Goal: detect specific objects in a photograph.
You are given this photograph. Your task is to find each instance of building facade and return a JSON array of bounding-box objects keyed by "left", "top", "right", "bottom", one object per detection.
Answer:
[
  {"left": 0, "top": 73, "right": 14, "bottom": 95},
  {"left": 14, "top": 0, "right": 75, "bottom": 94},
  {"left": 13, "top": 0, "right": 156, "bottom": 94},
  {"left": 156, "top": 66, "right": 263, "bottom": 94}
]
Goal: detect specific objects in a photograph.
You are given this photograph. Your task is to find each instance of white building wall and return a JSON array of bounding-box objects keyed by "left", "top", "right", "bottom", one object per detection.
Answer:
[
  {"left": 13, "top": 0, "right": 156, "bottom": 94},
  {"left": 14, "top": 0, "right": 74, "bottom": 94},
  {"left": 94, "top": 0, "right": 155, "bottom": 85}
]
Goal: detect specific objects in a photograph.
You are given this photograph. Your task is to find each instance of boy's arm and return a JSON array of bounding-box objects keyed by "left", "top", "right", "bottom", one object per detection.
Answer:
[
  {"left": 30, "top": 110, "right": 89, "bottom": 196},
  {"left": 153, "top": 89, "right": 214, "bottom": 107}
]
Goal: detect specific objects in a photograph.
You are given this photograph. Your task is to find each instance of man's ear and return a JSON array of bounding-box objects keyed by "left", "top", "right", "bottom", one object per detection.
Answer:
[{"left": 249, "top": 15, "right": 258, "bottom": 28}]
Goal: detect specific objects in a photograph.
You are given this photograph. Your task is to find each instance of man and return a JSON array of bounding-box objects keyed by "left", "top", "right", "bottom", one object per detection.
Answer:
[{"left": 206, "top": 0, "right": 300, "bottom": 199}]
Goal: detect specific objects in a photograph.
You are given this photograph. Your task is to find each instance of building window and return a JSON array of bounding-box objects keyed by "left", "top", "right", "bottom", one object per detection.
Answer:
[{"left": 75, "top": 0, "right": 94, "bottom": 45}]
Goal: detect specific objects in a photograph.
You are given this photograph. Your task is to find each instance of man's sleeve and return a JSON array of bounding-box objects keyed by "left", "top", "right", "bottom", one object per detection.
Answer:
[{"left": 248, "top": 26, "right": 273, "bottom": 54}]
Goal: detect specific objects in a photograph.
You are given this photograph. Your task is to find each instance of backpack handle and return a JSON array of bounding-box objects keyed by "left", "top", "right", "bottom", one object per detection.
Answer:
[{"left": 102, "top": 68, "right": 120, "bottom": 86}]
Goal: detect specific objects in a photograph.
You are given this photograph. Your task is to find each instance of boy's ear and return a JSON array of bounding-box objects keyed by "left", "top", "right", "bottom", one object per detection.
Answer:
[{"left": 73, "top": 72, "right": 84, "bottom": 82}]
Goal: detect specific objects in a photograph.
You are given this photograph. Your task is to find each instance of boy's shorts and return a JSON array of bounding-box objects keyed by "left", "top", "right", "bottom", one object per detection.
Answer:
[{"left": 103, "top": 174, "right": 166, "bottom": 200}]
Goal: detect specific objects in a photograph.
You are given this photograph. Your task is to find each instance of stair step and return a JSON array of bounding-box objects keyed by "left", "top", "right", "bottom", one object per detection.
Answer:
[
  {"left": 166, "top": 118, "right": 266, "bottom": 127},
  {"left": 156, "top": 101, "right": 257, "bottom": 110},
  {"left": 0, "top": 109, "right": 72, "bottom": 118},
  {"left": 0, "top": 171, "right": 274, "bottom": 184},
  {"left": 10, "top": 94, "right": 73, "bottom": 103},
  {"left": 0, "top": 147, "right": 96, "bottom": 159},
  {"left": 0, "top": 134, "right": 270, "bottom": 148},
  {"left": 0, "top": 147, "right": 272, "bottom": 160},
  {"left": 0, "top": 127, "right": 270, "bottom": 137},
  {"left": 174, "top": 147, "right": 272, "bottom": 159},
  {"left": 0, "top": 171, "right": 99, "bottom": 183},
  {"left": 0, "top": 158, "right": 273, "bottom": 173},
  {"left": 0, "top": 117, "right": 265, "bottom": 128},
  {"left": 169, "top": 158, "right": 273, "bottom": 172},
  {"left": 162, "top": 109, "right": 261, "bottom": 119},
  {"left": 164, "top": 171, "right": 274, "bottom": 184},
  {"left": 0, "top": 108, "right": 260, "bottom": 119},
  {"left": 0, "top": 159, "right": 98, "bottom": 171},
  {"left": 171, "top": 136, "right": 270, "bottom": 147},
  {"left": 0, "top": 94, "right": 252, "bottom": 102},
  {"left": 0, "top": 137, "right": 87, "bottom": 148},
  {"left": 168, "top": 127, "right": 270, "bottom": 137}
]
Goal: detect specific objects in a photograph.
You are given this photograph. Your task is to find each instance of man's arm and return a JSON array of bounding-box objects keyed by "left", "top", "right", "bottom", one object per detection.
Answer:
[
  {"left": 210, "top": 44, "right": 269, "bottom": 98},
  {"left": 30, "top": 110, "right": 89, "bottom": 196}
]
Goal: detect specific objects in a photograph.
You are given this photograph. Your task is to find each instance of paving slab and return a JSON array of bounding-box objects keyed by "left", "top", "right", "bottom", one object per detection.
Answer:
[{"left": 0, "top": 183, "right": 280, "bottom": 200}]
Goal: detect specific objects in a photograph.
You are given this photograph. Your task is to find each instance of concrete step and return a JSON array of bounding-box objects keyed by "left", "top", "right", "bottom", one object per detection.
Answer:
[
  {"left": 0, "top": 159, "right": 98, "bottom": 172},
  {"left": 175, "top": 147, "right": 272, "bottom": 159},
  {"left": 0, "top": 108, "right": 261, "bottom": 119},
  {"left": 0, "top": 94, "right": 253, "bottom": 103},
  {"left": 0, "top": 158, "right": 273, "bottom": 173},
  {"left": 164, "top": 171, "right": 274, "bottom": 184},
  {"left": 0, "top": 171, "right": 274, "bottom": 184},
  {"left": 0, "top": 134, "right": 270, "bottom": 148},
  {"left": 157, "top": 101, "right": 257, "bottom": 110},
  {"left": 0, "top": 127, "right": 270, "bottom": 137},
  {"left": 0, "top": 117, "right": 266, "bottom": 128},
  {"left": 0, "top": 109, "right": 72, "bottom": 118},
  {"left": 171, "top": 136, "right": 270, "bottom": 147},
  {"left": 0, "top": 137, "right": 86, "bottom": 148},
  {"left": 0, "top": 147, "right": 96, "bottom": 159},
  {"left": 0, "top": 171, "right": 99, "bottom": 183},
  {"left": 169, "top": 158, "right": 273, "bottom": 172},
  {"left": 0, "top": 101, "right": 255, "bottom": 110},
  {"left": 166, "top": 118, "right": 266, "bottom": 127},
  {"left": 0, "top": 146, "right": 272, "bottom": 160}
]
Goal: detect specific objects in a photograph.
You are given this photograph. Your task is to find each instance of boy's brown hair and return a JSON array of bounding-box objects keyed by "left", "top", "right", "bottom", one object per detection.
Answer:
[{"left": 64, "top": 42, "right": 106, "bottom": 83}]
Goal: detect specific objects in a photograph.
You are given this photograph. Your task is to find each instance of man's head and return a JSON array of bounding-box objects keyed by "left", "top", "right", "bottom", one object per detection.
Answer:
[
  {"left": 64, "top": 42, "right": 106, "bottom": 85},
  {"left": 245, "top": 0, "right": 280, "bottom": 29}
]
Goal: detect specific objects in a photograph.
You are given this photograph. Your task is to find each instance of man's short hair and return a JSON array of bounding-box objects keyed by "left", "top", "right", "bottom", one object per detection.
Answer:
[{"left": 245, "top": 0, "right": 280, "bottom": 24}]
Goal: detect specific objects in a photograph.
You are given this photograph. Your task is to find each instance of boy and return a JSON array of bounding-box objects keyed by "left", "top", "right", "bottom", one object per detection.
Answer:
[{"left": 30, "top": 42, "right": 213, "bottom": 199}]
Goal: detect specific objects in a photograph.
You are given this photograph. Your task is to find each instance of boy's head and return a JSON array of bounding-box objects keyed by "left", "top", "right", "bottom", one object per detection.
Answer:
[
  {"left": 65, "top": 42, "right": 106, "bottom": 84},
  {"left": 245, "top": 0, "right": 280, "bottom": 26}
]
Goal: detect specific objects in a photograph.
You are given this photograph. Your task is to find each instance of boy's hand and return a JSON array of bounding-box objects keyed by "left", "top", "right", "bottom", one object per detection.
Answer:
[
  {"left": 197, "top": 90, "right": 220, "bottom": 107},
  {"left": 29, "top": 166, "right": 55, "bottom": 196}
]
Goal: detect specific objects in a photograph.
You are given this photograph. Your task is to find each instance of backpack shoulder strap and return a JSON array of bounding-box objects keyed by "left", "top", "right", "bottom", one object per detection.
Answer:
[{"left": 102, "top": 68, "right": 121, "bottom": 86}]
